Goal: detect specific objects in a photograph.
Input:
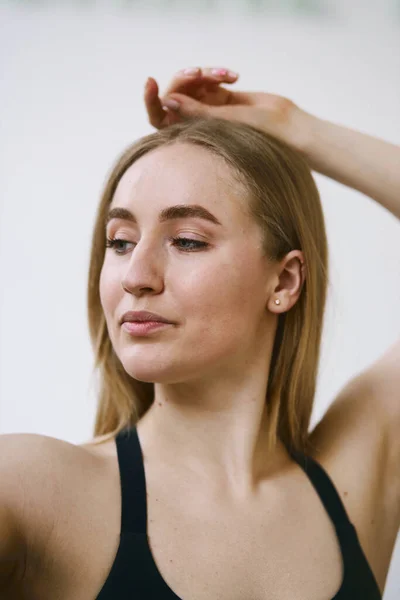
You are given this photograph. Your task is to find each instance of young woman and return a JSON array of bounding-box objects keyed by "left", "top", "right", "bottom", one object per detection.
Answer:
[{"left": 0, "top": 66, "right": 399, "bottom": 600}]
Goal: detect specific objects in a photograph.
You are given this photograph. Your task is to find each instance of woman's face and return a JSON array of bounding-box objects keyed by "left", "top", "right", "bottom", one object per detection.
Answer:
[{"left": 99, "top": 142, "right": 275, "bottom": 384}]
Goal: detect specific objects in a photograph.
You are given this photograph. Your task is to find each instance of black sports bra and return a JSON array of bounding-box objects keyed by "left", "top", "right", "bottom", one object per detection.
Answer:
[{"left": 95, "top": 426, "right": 382, "bottom": 599}]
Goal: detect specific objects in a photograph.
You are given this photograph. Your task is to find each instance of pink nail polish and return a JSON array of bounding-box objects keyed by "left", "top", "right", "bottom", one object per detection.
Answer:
[
  {"left": 212, "top": 68, "right": 228, "bottom": 76},
  {"left": 163, "top": 98, "right": 180, "bottom": 111},
  {"left": 183, "top": 67, "right": 199, "bottom": 76}
]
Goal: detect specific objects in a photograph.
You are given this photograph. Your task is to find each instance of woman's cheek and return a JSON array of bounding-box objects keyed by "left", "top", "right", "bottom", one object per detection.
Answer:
[{"left": 99, "top": 268, "right": 119, "bottom": 318}]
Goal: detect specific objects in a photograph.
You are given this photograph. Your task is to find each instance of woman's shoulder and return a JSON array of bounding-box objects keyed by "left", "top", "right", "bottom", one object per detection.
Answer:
[
  {"left": 0, "top": 430, "right": 109, "bottom": 535},
  {"left": 0, "top": 433, "right": 86, "bottom": 592},
  {"left": 0, "top": 431, "right": 84, "bottom": 497},
  {"left": 0, "top": 430, "right": 111, "bottom": 478},
  {"left": 0, "top": 431, "right": 120, "bottom": 597},
  {"left": 80, "top": 434, "right": 118, "bottom": 458},
  {"left": 307, "top": 373, "right": 399, "bottom": 595}
]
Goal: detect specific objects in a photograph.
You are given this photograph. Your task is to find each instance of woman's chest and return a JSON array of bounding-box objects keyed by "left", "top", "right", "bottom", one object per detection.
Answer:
[
  {"left": 24, "top": 443, "right": 387, "bottom": 600},
  {"left": 28, "top": 457, "right": 347, "bottom": 600},
  {"left": 143, "top": 477, "right": 345, "bottom": 600}
]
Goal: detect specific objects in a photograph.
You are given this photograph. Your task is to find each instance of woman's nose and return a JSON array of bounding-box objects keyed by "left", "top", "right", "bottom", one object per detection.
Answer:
[{"left": 120, "top": 242, "right": 164, "bottom": 295}]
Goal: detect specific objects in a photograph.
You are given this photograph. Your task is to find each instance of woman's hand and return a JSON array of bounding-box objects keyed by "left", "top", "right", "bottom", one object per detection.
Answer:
[
  {"left": 145, "top": 66, "right": 400, "bottom": 219},
  {"left": 144, "top": 66, "right": 308, "bottom": 149}
]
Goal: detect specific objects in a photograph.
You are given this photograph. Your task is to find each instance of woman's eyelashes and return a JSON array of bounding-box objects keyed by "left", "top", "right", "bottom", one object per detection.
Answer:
[{"left": 105, "top": 236, "right": 209, "bottom": 255}]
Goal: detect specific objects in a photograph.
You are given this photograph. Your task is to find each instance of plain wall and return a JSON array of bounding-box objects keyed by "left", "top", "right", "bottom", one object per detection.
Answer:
[{"left": 1, "top": 1, "right": 399, "bottom": 597}]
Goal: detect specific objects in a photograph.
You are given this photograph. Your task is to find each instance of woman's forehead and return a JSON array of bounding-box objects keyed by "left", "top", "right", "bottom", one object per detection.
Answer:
[
  {"left": 112, "top": 145, "right": 248, "bottom": 220},
  {"left": 120, "top": 144, "right": 235, "bottom": 191}
]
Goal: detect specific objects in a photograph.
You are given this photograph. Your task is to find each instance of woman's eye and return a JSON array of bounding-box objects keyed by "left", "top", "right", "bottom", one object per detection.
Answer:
[
  {"left": 105, "top": 237, "right": 209, "bottom": 255},
  {"left": 171, "top": 237, "right": 209, "bottom": 251},
  {"left": 105, "top": 238, "right": 134, "bottom": 254}
]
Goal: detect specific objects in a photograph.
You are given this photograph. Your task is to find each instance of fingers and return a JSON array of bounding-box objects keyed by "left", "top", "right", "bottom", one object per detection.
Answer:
[
  {"left": 144, "top": 77, "right": 168, "bottom": 129},
  {"left": 160, "top": 93, "right": 215, "bottom": 119},
  {"left": 161, "top": 93, "right": 250, "bottom": 126},
  {"left": 144, "top": 68, "right": 240, "bottom": 129},
  {"left": 162, "top": 66, "right": 239, "bottom": 97},
  {"left": 201, "top": 67, "right": 239, "bottom": 80}
]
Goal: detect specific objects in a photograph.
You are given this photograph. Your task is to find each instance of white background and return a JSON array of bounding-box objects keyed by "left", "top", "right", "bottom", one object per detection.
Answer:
[{"left": 1, "top": 1, "right": 399, "bottom": 597}]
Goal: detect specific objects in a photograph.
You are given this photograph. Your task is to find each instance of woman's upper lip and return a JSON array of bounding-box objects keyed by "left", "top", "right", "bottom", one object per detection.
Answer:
[{"left": 120, "top": 310, "right": 172, "bottom": 324}]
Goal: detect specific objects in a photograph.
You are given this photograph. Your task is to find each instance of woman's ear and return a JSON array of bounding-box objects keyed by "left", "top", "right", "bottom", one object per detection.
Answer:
[{"left": 269, "top": 251, "right": 305, "bottom": 313}]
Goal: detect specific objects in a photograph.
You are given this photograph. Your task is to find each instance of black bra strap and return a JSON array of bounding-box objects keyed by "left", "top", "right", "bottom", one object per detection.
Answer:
[
  {"left": 288, "top": 448, "right": 355, "bottom": 538},
  {"left": 115, "top": 426, "right": 148, "bottom": 534}
]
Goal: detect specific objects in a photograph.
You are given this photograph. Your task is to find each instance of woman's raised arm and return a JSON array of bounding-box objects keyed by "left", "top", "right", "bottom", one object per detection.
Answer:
[
  {"left": 145, "top": 66, "right": 400, "bottom": 221},
  {"left": 294, "top": 111, "right": 400, "bottom": 221}
]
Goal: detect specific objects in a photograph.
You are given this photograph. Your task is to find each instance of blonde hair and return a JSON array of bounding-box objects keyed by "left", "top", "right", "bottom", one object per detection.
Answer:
[{"left": 87, "top": 117, "right": 329, "bottom": 457}]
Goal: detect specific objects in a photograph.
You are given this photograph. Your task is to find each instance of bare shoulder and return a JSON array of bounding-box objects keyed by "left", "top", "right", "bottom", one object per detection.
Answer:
[
  {"left": 80, "top": 434, "right": 118, "bottom": 458},
  {"left": 0, "top": 431, "right": 73, "bottom": 531},
  {"left": 0, "top": 432, "right": 107, "bottom": 594},
  {"left": 0, "top": 430, "right": 98, "bottom": 500},
  {"left": 308, "top": 349, "right": 400, "bottom": 595}
]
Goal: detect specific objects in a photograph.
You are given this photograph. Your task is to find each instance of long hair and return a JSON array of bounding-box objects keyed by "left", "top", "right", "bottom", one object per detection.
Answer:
[{"left": 87, "top": 117, "right": 329, "bottom": 457}]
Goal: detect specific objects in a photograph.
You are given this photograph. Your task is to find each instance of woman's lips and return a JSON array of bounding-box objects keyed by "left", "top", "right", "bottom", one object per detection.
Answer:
[{"left": 122, "top": 321, "right": 172, "bottom": 336}]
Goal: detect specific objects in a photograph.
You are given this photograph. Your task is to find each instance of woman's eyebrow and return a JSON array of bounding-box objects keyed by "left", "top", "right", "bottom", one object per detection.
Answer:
[{"left": 105, "top": 204, "right": 222, "bottom": 227}]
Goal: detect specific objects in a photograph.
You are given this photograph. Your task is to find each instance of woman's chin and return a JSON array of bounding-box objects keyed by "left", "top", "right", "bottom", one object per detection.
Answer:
[{"left": 122, "top": 362, "right": 177, "bottom": 384}]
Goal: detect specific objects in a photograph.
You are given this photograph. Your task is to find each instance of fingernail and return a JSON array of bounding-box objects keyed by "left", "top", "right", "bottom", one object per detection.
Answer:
[
  {"left": 183, "top": 67, "right": 200, "bottom": 76},
  {"left": 228, "top": 70, "right": 238, "bottom": 77},
  {"left": 163, "top": 98, "right": 180, "bottom": 111},
  {"left": 212, "top": 68, "right": 228, "bottom": 76}
]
